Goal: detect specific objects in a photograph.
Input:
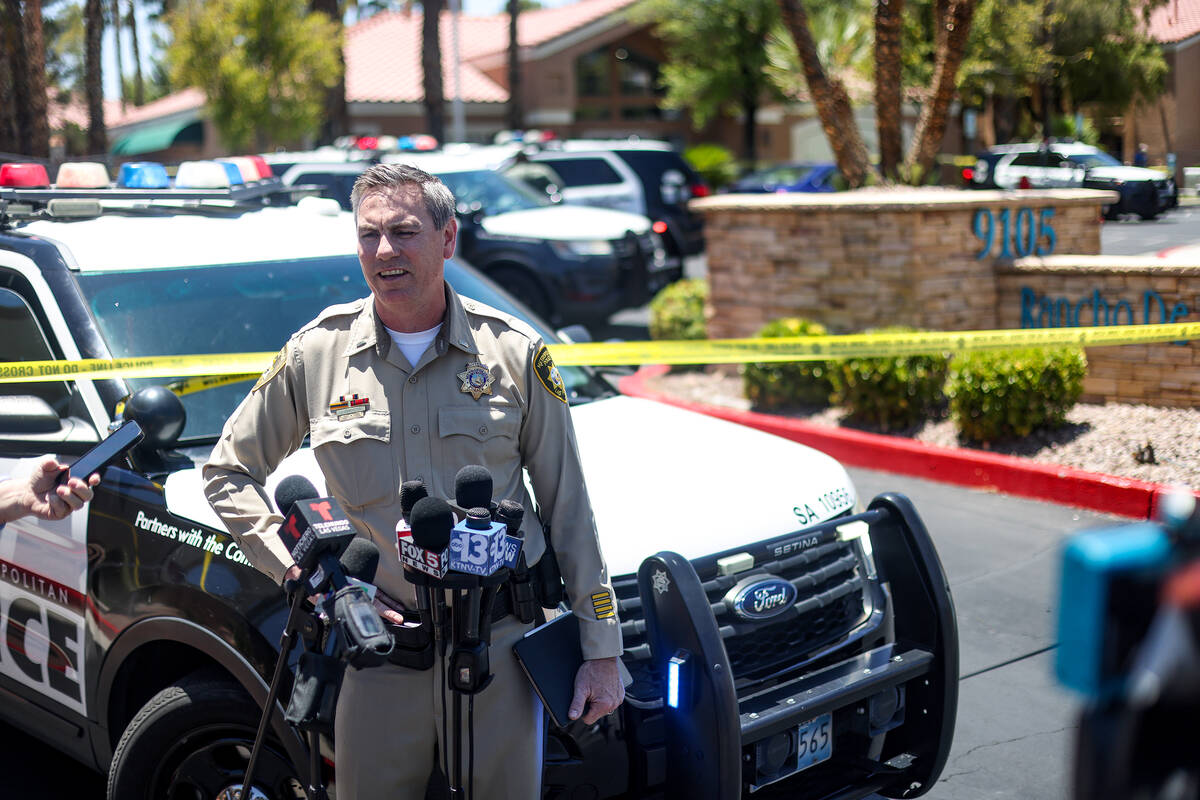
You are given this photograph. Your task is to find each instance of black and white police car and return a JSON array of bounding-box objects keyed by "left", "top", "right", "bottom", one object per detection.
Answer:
[
  {"left": 0, "top": 159, "right": 956, "bottom": 800},
  {"left": 967, "top": 140, "right": 1177, "bottom": 220}
]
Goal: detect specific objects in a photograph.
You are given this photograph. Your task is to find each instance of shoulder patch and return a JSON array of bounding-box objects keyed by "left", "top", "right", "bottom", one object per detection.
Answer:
[
  {"left": 252, "top": 346, "right": 287, "bottom": 392},
  {"left": 534, "top": 345, "right": 567, "bottom": 404}
]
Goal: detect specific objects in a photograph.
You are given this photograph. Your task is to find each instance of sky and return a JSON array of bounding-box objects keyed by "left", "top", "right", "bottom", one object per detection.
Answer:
[{"left": 101, "top": 0, "right": 579, "bottom": 99}]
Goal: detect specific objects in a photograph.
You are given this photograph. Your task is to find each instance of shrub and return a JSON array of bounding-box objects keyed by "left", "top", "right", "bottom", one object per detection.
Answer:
[
  {"left": 742, "top": 317, "right": 834, "bottom": 408},
  {"left": 947, "top": 346, "right": 1087, "bottom": 443},
  {"left": 828, "top": 326, "right": 949, "bottom": 432},
  {"left": 648, "top": 278, "right": 707, "bottom": 341},
  {"left": 684, "top": 144, "right": 738, "bottom": 191}
]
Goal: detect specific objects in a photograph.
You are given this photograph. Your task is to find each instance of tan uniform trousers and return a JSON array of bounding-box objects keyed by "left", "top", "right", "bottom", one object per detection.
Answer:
[{"left": 333, "top": 615, "right": 543, "bottom": 800}]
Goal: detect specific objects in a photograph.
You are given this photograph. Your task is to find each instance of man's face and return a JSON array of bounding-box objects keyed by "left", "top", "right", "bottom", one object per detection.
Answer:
[{"left": 356, "top": 183, "right": 457, "bottom": 332}]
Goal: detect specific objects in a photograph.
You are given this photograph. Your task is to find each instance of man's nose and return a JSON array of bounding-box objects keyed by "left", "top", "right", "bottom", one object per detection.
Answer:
[{"left": 377, "top": 233, "right": 397, "bottom": 259}]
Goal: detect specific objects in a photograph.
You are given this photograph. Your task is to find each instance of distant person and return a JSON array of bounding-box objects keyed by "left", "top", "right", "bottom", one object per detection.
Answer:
[
  {"left": 0, "top": 456, "right": 100, "bottom": 524},
  {"left": 1134, "top": 143, "right": 1149, "bottom": 167}
]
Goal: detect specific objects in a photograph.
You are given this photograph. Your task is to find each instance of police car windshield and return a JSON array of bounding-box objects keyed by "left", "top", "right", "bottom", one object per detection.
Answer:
[
  {"left": 436, "top": 169, "right": 550, "bottom": 215},
  {"left": 75, "top": 255, "right": 611, "bottom": 442},
  {"left": 1067, "top": 151, "right": 1122, "bottom": 169}
]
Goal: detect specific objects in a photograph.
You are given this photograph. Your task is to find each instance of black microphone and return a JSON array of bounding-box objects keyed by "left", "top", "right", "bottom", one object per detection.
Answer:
[
  {"left": 405, "top": 497, "right": 455, "bottom": 649},
  {"left": 273, "top": 476, "right": 357, "bottom": 593},
  {"left": 328, "top": 537, "right": 392, "bottom": 668},
  {"left": 497, "top": 499, "right": 537, "bottom": 624},
  {"left": 454, "top": 465, "right": 492, "bottom": 512},
  {"left": 400, "top": 480, "right": 428, "bottom": 524},
  {"left": 341, "top": 537, "right": 381, "bottom": 583}
]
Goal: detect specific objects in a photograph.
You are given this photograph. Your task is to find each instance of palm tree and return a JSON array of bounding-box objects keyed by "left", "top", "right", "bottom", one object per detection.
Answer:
[
  {"left": 422, "top": 0, "right": 445, "bottom": 143},
  {"left": 874, "top": 0, "right": 903, "bottom": 180},
  {"left": 109, "top": 0, "right": 125, "bottom": 106},
  {"left": 85, "top": 0, "right": 105, "bottom": 154},
  {"left": 903, "top": 0, "right": 976, "bottom": 181},
  {"left": 128, "top": 0, "right": 144, "bottom": 104},
  {"left": 310, "top": 0, "right": 347, "bottom": 143},
  {"left": 0, "top": 4, "right": 18, "bottom": 153},
  {"left": 777, "top": 0, "right": 871, "bottom": 188},
  {"left": 506, "top": 0, "right": 520, "bottom": 130}
]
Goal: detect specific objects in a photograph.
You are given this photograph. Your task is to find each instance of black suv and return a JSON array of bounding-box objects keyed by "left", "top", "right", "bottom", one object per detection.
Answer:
[{"left": 0, "top": 170, "right": 956, "bottom": 800}]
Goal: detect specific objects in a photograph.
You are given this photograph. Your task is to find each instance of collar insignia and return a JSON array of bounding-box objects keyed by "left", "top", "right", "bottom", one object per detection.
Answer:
[
  {"left": 457, "top": 362, "right": 495, "bottom": 400},
  {"left": 330, "top": 393, "right": 370, "bottom": 420}
]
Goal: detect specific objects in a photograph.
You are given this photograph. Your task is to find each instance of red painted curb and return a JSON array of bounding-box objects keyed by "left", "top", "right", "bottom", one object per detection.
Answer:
[{"left": 619, "top": 365, "right": 1177, "bottom": 519}]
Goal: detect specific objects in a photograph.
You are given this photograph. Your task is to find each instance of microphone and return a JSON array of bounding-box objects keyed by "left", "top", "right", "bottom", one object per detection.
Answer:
[
  {"left": 404, "top": 497, "right": 455, "bottom": 649},
  {"left": 328, "top": 537, "right": 393, "bottom": 668},
  {"left": 497, "top": 499, "right": 537, "bottom": 624},
  {"left": 396, "top": 478, "right": 430, "bottom": 557},
  {"left": 454, "top": 465, "right": 492, "bottom": 513},
  {"left": 273, "top": 476, "right": 357, "bottom": 591}
]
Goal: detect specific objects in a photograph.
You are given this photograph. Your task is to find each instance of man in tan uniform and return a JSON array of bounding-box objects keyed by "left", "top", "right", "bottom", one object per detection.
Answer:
[{"left": 203, "top": 163, "right": 623, "bottom": 798}]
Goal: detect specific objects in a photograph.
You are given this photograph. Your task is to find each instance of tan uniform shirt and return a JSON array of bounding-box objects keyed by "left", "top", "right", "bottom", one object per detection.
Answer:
[{"left": 203, "top": 283, "right": 622, "bottom": 659}]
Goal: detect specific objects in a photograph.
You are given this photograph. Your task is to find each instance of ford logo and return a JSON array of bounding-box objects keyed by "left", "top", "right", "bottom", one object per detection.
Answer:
[{"left": 724, "top": 576, "right": 797, "bottom": 622}]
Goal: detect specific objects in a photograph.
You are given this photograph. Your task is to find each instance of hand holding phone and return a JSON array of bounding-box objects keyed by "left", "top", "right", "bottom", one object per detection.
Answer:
[{"left": 56, "top": 420, "right": 145, "bottom": 485}]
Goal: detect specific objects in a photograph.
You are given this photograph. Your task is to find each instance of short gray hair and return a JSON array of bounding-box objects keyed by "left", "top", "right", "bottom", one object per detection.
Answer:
[{"left": 350, "top": 163, "right": 457, "bottom": 230}]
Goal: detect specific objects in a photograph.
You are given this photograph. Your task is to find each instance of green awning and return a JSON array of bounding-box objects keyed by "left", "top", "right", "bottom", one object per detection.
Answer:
[{"left": 111, "top": 118, "right": 203, "bottom": 156}]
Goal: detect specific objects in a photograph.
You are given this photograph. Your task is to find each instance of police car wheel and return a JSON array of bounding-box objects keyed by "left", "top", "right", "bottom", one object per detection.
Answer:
[
  {"left": 106, "top": 672, "right": 304, "bottom": 800},
  {"left": 492, "top": 266, "right": 553, "bottom": 321}
]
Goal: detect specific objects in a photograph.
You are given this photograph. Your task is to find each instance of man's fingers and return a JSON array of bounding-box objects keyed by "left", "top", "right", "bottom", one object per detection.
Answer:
[
  {"left": 380, "top": 608, "right": 405, "bottom": 625},
  {"left": 568, "top": 684, "right": 588, "bottom": 721}
]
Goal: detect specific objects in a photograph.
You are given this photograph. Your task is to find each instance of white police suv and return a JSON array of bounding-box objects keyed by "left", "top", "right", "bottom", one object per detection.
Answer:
[{"left": 0, "top": 159, "right": 956, "bottom": 800}]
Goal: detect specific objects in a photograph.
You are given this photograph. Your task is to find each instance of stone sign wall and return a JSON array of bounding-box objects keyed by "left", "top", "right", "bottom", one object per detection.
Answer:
[{"left": 693, "top": 189, "right": 1199, "bottom": 408}]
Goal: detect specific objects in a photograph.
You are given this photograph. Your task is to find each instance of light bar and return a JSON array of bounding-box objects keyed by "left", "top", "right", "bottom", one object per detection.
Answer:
[
  {"left": 247, "top": 155, "right": 273, "bottom": 179},
  {"left": 218, "top": 161, "right": 245, "bottom": 185},
  {"left": 117, "top": 162, "right": 170, "bottom": 189},
  {"left": 0, "top": 163, "right": 51, "bottom": 188},
  {"left": 220, "top": 157, "right": 259, "bottom": 183},
  {"left": 55, "top": 162, "right": 109, "bottom": 188},
  {"left": 174, "top": 160, "right": 232, "bottom": 189},
  {"left": 412, "top": 134, "right": 438, "bottom": 151}
]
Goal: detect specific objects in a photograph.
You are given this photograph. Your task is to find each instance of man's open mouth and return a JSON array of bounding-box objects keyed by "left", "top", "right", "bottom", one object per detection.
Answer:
[{"left": 379, "top": 268, "right": 410, "bottom": 279}]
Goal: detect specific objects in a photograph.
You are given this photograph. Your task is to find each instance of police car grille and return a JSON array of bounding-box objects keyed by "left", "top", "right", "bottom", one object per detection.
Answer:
[{"left": 614, "top": 541, "right": 866, "bottom": 702}]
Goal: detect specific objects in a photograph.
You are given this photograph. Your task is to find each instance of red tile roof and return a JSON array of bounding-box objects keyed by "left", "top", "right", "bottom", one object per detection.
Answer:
[
  {"left": 345, "top": 0, "right": 641, "bottom": 104},
  {"left": 105, "top": 87, "right": 207, "bottom": 129},
  {"left": 1146, "top": 0, "right": 1200, "bottom": 44}
]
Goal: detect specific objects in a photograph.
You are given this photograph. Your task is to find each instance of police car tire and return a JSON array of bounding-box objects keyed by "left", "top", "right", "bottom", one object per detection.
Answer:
[
  {"left": 492, "top": 266, "right": 552, "bottom": 321},
  {"left": 106, "top": 671, "right": 299, "bottom": 800}
]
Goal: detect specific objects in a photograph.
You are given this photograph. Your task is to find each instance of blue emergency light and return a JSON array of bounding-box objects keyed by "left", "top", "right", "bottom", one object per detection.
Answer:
[{"left": 117, "top": 162, "right": 170, "bottom": 189}]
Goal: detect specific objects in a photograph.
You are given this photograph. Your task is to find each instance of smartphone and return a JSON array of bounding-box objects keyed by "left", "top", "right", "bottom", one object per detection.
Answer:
[{"left": 56, "top": 420, "right": 145, "bottom": 485}]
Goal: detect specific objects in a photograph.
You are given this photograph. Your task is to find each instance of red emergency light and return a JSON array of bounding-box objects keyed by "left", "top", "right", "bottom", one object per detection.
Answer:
[{"left": 1, "top": 163, "right": 51, "bottom": 188}]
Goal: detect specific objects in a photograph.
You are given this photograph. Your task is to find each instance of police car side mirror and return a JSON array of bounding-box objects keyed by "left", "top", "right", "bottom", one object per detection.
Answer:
[
  {"left": 0, "top": 394, "right": 61, "bottom": 434},
  {"left": 122, "top": 386, "right": 186, "bottom": 449}
]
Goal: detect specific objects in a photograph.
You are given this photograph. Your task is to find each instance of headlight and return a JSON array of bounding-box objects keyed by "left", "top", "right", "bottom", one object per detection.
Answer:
[{"left": 549, "top": 239, "right": 615, "bottom": 258}]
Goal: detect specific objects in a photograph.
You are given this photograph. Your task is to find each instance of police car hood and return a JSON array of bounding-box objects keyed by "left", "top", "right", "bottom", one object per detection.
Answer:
[
  {"left": 480, "top": 205, "right": 651, "bottom": 241},
  {"left": 163, "top": 396, "right": 856, "bottom": 578},
  {"left": 569, "top": 396, "right": 856, "bottom": 577}
]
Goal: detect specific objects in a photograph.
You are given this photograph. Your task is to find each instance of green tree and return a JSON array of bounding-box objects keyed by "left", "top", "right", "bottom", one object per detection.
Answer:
[
  {"left": 632, "top": 0, "right": 784, "bottom": 165},
  {"left": 167, "top": 0, "right": 341, "bottom": 151}
]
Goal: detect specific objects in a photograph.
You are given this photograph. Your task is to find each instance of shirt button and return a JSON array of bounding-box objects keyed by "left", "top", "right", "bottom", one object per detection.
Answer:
[
  {"left": 342, "top": 430, "right": 351, "bottom": 439},
  {"left": 409, "top": 376, "right": 418, "bottom": 384},
  {"left": 410, "top": 424, "right": 421, "bottom": 434},
  {"left": 478, "top": 425, "right": 488, "bottom": 436}
]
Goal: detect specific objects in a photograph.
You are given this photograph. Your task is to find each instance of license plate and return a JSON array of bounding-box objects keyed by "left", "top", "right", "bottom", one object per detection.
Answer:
[{"left": 795, "top": 713, "right": 833, "bottom": 772}]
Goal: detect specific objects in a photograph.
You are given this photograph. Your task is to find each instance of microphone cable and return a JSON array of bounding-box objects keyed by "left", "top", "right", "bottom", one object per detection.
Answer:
[{"left": 469, "top": 694, "right": 476, "bottom": 800}]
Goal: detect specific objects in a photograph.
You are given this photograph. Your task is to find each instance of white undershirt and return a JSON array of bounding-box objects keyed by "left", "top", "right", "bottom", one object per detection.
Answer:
[{"left": 385, "top": 323, "right": 442, "bottom": 367}]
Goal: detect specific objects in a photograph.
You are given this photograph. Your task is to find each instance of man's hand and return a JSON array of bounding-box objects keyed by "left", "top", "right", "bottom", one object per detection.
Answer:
[
  {"left": 568, "top": 656, "right": 625, "bottom": 724},
  {"left": 11, "top": 456, "right": 100, "bottom": 523}
]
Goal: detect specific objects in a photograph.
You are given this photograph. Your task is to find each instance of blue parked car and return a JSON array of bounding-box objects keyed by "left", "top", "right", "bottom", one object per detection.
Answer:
[{"left": 722, "top": 162, "right": 840, "bottom": 194}]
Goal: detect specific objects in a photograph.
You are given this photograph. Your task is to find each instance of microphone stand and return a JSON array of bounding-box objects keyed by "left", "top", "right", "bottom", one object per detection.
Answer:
[
  {"left": 242, "top": 578, "right": 322, "bottom": 800},
  {"left": 442, "top": 569, "right": 508, "bottom": 799}
]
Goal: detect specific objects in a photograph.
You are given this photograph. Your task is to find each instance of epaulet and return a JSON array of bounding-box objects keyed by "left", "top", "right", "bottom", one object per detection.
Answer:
[
  {"left": 462, "top": 297, "right": 540, "bottom": 345},
  {"left": 295, "top": 297, "right": 368, "bottom": 336}
]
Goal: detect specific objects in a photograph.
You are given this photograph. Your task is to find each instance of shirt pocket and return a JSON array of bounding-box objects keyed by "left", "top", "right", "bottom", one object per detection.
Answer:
[
  {"left": 309, "top": 411, "right": 394, "bottom": 508},
  {"left": 436, "top": 404, "right": 522, "bottom": 491}
]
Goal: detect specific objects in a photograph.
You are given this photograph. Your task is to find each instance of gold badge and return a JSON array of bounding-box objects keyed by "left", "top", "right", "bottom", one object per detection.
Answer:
[
  {"left": 457, "top": 362, "right": 495, "bottom": 400},
  {"left": 252, "top": 346, "right": 287, "bottom": 392},
  {"left": 591, "top": 590, "right": 615, "bottom": 619}
]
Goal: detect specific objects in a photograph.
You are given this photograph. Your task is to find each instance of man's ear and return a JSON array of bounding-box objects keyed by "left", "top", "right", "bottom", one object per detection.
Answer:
[{"left": 442, "top": 217, "right": 459, "bottom": 259}]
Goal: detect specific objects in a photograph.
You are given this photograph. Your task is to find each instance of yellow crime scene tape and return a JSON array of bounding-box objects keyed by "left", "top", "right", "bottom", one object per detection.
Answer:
[{"left": 0, "top": 322, "right": 1195, "bottom": 386}]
